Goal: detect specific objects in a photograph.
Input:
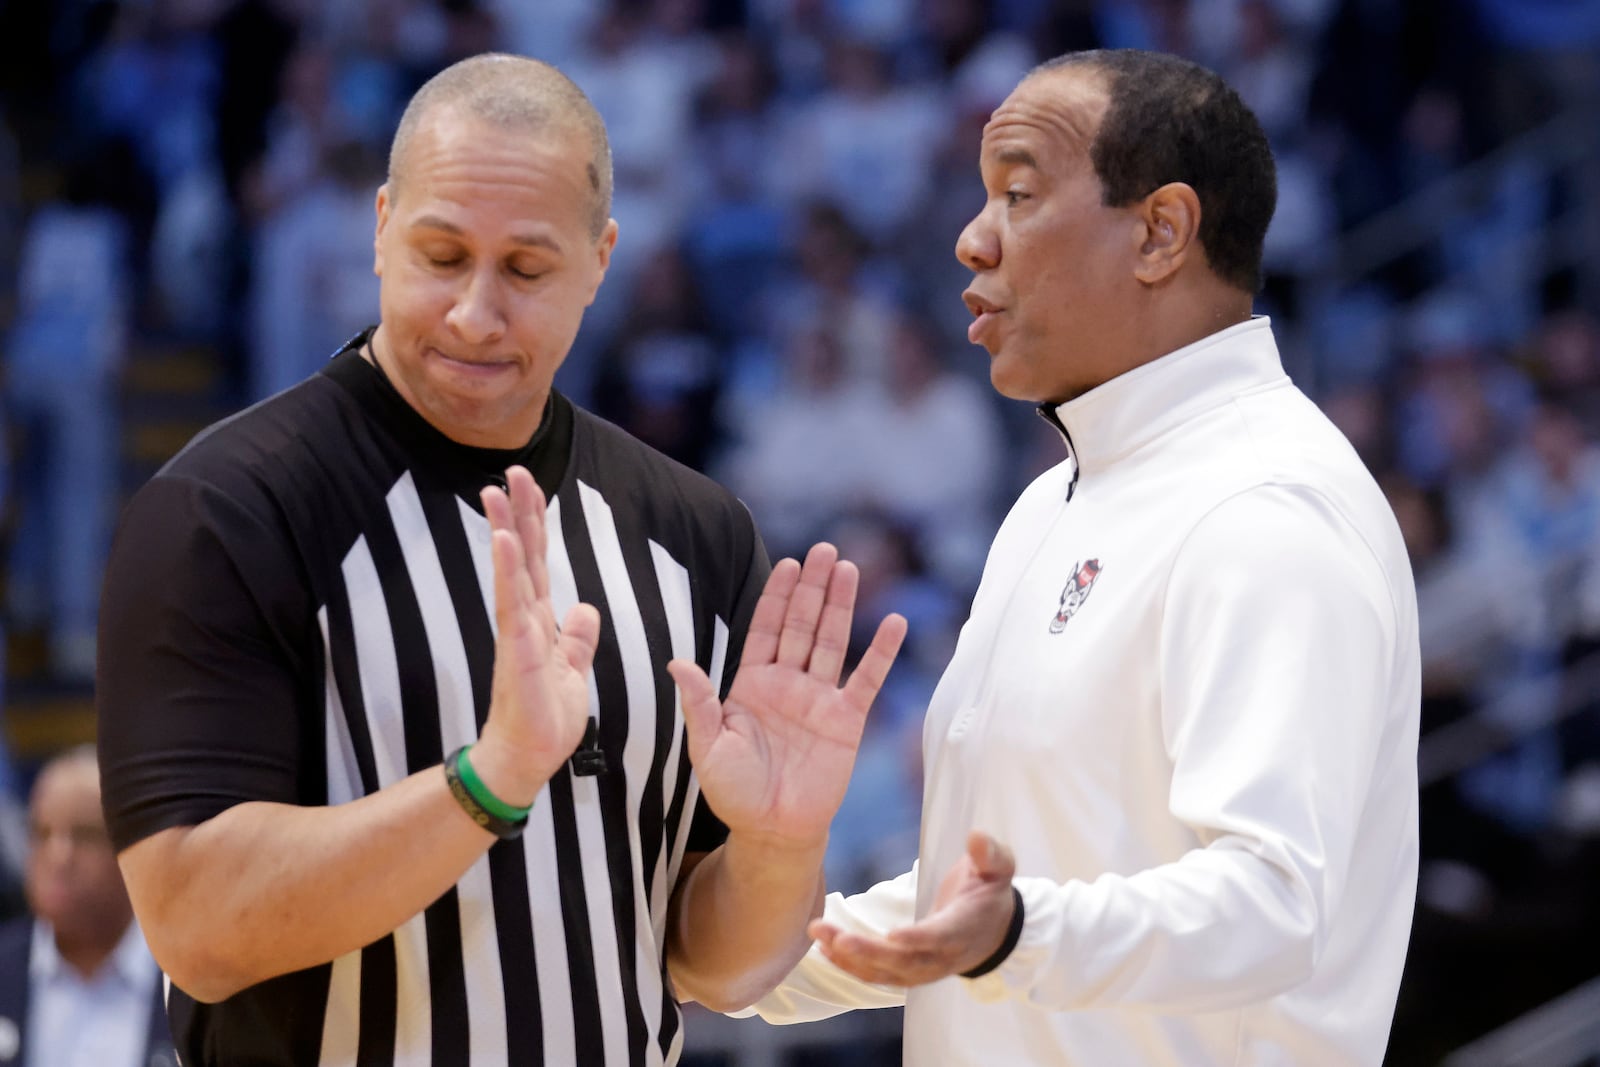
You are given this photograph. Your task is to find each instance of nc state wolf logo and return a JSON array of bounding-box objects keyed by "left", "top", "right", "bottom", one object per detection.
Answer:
[{"left": 1049, "top": 559, "right": 1102, "bottom": 633}]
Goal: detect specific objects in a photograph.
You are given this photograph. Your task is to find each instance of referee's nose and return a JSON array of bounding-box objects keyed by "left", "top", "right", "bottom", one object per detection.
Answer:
[{"left": 445, "top": 264, "right": 508, "bottom": 347}]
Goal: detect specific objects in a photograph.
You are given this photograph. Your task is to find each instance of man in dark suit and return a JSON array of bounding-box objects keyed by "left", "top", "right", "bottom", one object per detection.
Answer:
[{"left": 0, "top": 746, "right": 173, "bottom": 1067}]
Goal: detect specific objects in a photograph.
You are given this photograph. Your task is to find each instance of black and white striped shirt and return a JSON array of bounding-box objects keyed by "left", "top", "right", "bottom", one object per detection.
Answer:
[{"left": 98, "top": 334, "right": 768, "bottom": 1066}]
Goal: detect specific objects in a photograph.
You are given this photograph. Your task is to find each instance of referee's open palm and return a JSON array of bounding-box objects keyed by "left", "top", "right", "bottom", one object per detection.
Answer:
[
  {"left": 479, "top": 467, "right": 601, "bottom": 792},
  {"left": 669, "top": 543, "right": 907, "bottom": 847}
]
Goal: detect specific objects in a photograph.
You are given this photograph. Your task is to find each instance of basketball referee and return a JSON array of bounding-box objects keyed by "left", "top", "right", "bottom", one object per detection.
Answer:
[{"left": 96, "top": 54, "right": 906, "bottom": 1066}]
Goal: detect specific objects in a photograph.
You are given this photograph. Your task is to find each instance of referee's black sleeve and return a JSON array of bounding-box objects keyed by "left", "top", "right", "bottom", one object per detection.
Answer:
[{"left": 98, "top": 474, "right": 312, "bottom": 853}]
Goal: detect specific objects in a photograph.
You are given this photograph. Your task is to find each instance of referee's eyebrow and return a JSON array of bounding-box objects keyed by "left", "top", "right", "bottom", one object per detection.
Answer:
[{"left": 410, "top": 214, "right": 563, "bottom": 253}]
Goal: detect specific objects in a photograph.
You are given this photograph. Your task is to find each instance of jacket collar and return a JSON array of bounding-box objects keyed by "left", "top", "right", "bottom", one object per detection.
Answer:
[{"left": 1037, "top": 317, "right": 1287, "bottom": 479}]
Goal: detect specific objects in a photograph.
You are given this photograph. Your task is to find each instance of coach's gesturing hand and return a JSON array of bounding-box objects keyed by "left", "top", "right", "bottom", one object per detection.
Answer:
[
  {"left": 474, "top": 465, "right": 601, "bottom": 805},
  {"left": 809, "top": 831, "right": 1020, "bottom": 986},
  {"left": 669, "top": 542, "right": 907, "bottom": 848}
]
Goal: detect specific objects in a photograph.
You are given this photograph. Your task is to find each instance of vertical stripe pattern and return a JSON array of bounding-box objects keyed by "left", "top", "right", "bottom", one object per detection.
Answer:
[{"left": 311, "top": 463, "right": 745, "bottom": 1066}]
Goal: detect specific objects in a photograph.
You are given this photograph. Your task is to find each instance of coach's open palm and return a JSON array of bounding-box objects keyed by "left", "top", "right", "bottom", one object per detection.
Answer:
[
  {"left": 668, "top": 544, "right": 907, "bottom": 848},
  {"left": 476, "top": 466, "right": 600, "bottom": 800},
  {"left": 809, "top": 831, "right": 1019, "bottom": 986}
]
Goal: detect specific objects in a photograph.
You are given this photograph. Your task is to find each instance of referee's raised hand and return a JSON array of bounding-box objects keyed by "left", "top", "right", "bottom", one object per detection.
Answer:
[
  {"left": 667, "top": 542, "right": 908, "bottom": 849},
  {"left": 474, "top": 465, "right": 602, "bottom": 805}
]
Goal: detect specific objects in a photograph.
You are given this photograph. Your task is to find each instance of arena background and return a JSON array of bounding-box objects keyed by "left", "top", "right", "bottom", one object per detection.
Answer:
[{"left": 0, "top": 0, "right": 1596, "bottom": 1063}]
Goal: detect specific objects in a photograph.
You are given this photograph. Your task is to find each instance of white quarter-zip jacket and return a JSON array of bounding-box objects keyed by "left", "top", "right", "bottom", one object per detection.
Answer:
[{"left": 744, "top": 318, "right": 1422, "bottom": 1066}]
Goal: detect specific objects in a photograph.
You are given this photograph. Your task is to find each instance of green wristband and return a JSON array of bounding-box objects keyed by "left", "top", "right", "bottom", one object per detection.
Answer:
[{"left": 456, "top": 744, "right": 534, "bottom": 822}]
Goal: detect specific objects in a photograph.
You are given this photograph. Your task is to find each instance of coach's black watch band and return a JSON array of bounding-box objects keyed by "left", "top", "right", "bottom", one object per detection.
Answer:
[
  {"left": 960, "top": 886, "right": 1025, "bottom": 980},
  {"left": 444, "top": 745, "right": 530, "bottom": 840}
]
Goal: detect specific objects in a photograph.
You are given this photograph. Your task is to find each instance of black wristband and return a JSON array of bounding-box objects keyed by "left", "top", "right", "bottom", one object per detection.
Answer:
[
  {"left": 443, "top": 745, "right": 528, "bottom": 839},
  {"left": 960, "top": 886, "right": 1025, "bottom": 980}
]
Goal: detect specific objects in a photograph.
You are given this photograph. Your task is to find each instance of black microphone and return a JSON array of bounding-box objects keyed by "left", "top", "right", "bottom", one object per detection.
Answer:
[{"left": 570, "top": 716, "right": 607, "bottom": 776}]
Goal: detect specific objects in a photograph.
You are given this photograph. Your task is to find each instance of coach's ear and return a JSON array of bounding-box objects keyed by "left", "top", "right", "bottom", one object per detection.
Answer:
[{"left": 1133, "top": 182, "right": 1200, "bottom": 286}]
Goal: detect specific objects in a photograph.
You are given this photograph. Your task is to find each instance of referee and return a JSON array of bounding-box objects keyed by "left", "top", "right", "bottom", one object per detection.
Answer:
[{"left": 96, "top": 54, "right": 905, "bottom": 1066}]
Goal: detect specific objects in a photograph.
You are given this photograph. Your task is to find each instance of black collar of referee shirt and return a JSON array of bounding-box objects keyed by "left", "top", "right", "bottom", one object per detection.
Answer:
[{"left": 322, "top": 327, "right": 572, "bottom": 506}]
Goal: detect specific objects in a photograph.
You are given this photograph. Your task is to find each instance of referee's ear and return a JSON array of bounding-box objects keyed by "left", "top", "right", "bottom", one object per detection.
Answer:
[
  {"left": 582, "top": 217, "right": 619, "bottom": 307},
  {"left": 373, "top": 183, "right": 394, "bottom": 278}
]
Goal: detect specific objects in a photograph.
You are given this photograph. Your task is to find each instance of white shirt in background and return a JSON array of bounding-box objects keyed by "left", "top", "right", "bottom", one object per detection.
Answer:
[{"left": 26, "top": 920, "right": 159, "bottom": 1067}]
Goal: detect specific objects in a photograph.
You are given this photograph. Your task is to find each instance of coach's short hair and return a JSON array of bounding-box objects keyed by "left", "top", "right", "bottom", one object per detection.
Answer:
[{"left": 1034, "top": 50, "right": 1277, "bottom": 293}]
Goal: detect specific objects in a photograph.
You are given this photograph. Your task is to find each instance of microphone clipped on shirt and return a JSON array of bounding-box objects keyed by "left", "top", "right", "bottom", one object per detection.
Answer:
[{"left": 570, "top": 716, "right": 607, "bottom": 776}]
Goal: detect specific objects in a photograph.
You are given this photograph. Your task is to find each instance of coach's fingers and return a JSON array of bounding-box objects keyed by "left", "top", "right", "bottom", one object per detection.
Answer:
[
  {"left": 967, "top": 831, "right": 1016, "bottom": 883},
  {"left": 810, "top": 923, "right": 948, "bottom": 987}
]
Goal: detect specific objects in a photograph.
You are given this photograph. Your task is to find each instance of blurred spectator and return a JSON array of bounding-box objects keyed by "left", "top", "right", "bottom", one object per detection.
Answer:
[
  {"left": 151, "top": 161, "right": 234, "bottom": 341},
  {"left": 1397, "top": 83, "right": 1469, "bottom": 196},
  {"left": 1307, "top": 284, "right": 1400, "bottom": 390},
  {"left": 748, "top": 0, "right": 836, "bottom": 99},
  {"left": 433, "top": 0, "right": 501, "bottom": 71},
  {"left": 214, "top": 0, "right": 305, "bottom": 201},
  {"left": 1321, "top": 380, "right": 1395, "bottom": 473},
  {"left": 0, "top": 747, "right": 174, "bottom": 1067},
  {"left": 856, "top": 309, "right": 1006, "bottom": 582},
  {"left": 486, "top": 0, "right": 603, "bottom": 66},
  {"left": 1468, "top": 0, "right": 1600, "bottom": 140},
  {"left": 767, "top": 201, "right": 901, "bottom": 390},
  {"left": 243, "top": 42, "right": 348, "bottom": 224},
  {"left": 902, "top": 0, "right": 993, "bottom": 81},
  {"left": 1389, "top": 473, "right": 1531, "bottom": 921},
  {"left": 770, "top": 36, "right": 943, "bottom": 244},
  {"left": 568, "top": 4, "right": 710, "bottom": 301},
  {"left": 1527, "top": 307, "right": 1600, "bottom": 435},
  {"left": 719, "top": 324, "right": 880, "bottom": 558},
  {"left": 5, "top": 152, "right": 130, "bottom": 681},
  {"left": 1394, "top": 287, "right": 1533, "bottom": 505},
  {"left": 682, "top": 34, "right": 791, "bottom": 343},
  {"left": 590, "top": 245, "right": 726, "bottom": 470},
  {"left": 248, "top": 137, "right": 385, "bottom": 400},
  {"left": 1022, "top": 0, "right": 1104, "bottom": 54},
  {"left": 1211, "top": 0, "right": 1319, "bottom": 140},
  {"left": 723, "top": 305, "right": 1003, "bottom": 582},
  {"left": 1097, "top": 0, "right": 1198, "bottom": 55},
  {"left": 73, "top": 0, "right": 220, "bottom": 199},
  {"left": 895, "top": 26, "right": 1033, "bottom": 357},
  {"left": 1438, "top": 396, "right": 1600, "bottom": 857}
]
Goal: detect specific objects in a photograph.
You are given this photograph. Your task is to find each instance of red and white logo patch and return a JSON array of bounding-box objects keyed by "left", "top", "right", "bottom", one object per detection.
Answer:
[{"left": 1049, "top": 558, "right": 1102, "bottom": 633}]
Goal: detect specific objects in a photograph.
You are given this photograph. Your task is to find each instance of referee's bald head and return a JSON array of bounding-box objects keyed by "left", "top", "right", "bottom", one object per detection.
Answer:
[{"left": 387, "top": 53, "right": 614, "bottom": 239}]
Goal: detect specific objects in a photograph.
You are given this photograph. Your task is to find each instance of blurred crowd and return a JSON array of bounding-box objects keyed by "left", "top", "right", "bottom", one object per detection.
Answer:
[{"left": 0, "top": 0, "right": 1596, "bottom": 1061}]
